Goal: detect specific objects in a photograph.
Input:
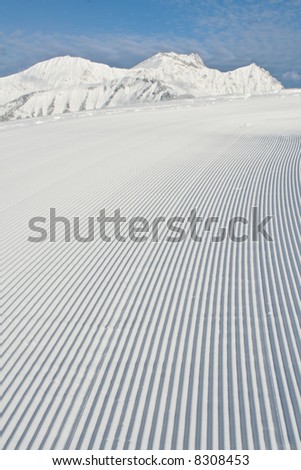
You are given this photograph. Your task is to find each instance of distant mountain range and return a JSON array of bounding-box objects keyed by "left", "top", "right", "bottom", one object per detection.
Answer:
[{"left": 0, "top": 52, "right": 283, "bottom": 120}]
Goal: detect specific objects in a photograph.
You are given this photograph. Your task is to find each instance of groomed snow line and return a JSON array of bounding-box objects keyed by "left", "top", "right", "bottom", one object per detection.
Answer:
[{"left": 1, "top": 91, "right": 300, "bottom": 449}]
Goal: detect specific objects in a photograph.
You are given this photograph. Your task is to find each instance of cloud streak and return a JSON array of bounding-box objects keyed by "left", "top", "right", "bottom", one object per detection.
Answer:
[
  {"left": 283, "top": 71, "right": 301, "bottom": 82},
  {"left": 0, "top": 31, "right": 205, "bottom": 74}
]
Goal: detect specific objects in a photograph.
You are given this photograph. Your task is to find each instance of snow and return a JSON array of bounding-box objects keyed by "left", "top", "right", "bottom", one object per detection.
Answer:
[
  {"left": 0, "top": 53, "right": 283, "bottom": 120},
  {"left": 1, "top": 90, "right": 300, "bottom": 450},
  {"left": 133, "top": 52, "right": 205, "bottom": 69}
]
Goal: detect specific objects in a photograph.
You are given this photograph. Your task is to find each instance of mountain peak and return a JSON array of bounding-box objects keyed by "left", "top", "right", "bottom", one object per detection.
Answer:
[
  {"left": 16, "top": 55, "right": 125, "bottom": 90},
  {"left": 133, "top": 52, "right": 205, "bottom": 70}
]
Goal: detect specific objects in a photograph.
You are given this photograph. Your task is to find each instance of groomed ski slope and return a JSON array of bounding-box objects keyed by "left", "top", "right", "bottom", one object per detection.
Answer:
[{"left": 1, "top": 92, "right": 300, "bottom": 450}]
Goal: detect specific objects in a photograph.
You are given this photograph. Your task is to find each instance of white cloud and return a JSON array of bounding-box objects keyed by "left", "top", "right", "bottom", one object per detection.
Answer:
[
  {"left": 0, "top": 31, "right": 204, "bottom": 75},
  {"left": 282, "top": 71, "right": 301, "bottom": 81}
]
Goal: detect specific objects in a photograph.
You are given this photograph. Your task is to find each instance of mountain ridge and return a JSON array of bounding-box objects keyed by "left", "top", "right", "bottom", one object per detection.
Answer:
[{"left": 0, "top": 53, "right": 283, "bottom": 120}]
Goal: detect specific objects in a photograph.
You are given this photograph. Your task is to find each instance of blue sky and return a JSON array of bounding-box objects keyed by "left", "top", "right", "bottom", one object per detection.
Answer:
[{"left": 0, "top": 0, "right": 300, "bottom": 87}]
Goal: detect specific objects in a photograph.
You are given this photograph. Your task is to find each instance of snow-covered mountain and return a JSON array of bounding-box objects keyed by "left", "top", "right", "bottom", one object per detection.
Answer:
[{"left": 0, "top": 53, "right": 283, "bottom": 120}]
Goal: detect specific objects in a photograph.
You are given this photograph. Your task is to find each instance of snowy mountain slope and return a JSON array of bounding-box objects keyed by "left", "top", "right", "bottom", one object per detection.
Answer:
[
  {"left": 0, "top": 56, "right": 125, "bottom": 105},
  {"left": 133, "top": 53, "right": 283, "bottom": 97},
  {"left": 0, "top": 53, "right": 283, "bottom": 120}
]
